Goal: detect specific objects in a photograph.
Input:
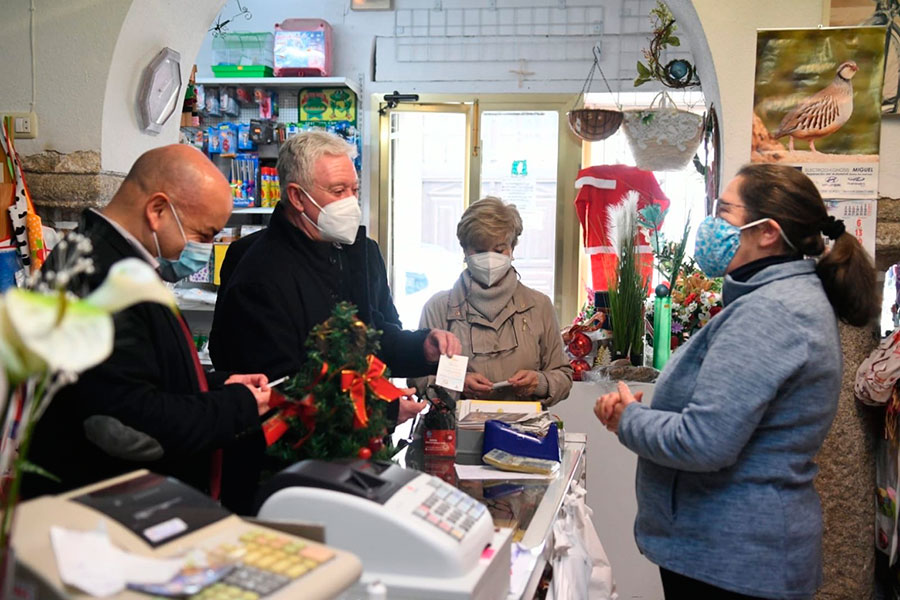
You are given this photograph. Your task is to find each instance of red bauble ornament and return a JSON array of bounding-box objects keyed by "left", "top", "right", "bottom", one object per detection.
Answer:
[
  {"left": 368, "top": 436, "right": 384, "bottom": 453},
  {"left": 358, "top": 447, "right": 372, "bottom": 460},
  {"left": 570, "top": 359, "right": 590, "bottom": 381},
  {"left": 567, "top": 332, "right": 593, "bottom": 358}
]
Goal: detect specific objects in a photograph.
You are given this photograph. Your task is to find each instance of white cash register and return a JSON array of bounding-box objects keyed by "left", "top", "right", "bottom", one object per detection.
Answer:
[
  {"left": 255, "top": 459, "right": 512, "bottom": 599},
  {"left": 13, "top": 470, "right": 362, "bottom": 600}
]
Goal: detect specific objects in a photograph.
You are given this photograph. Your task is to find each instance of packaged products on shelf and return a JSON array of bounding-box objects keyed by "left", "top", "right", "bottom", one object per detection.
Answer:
[{"left": 229, "top": 153, "right": 259, "bottom": 208}]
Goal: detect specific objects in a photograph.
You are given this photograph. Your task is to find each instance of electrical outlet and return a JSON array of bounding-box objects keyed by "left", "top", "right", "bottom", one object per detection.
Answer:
[{"left": 1, "top": 112, "right": 38, "bottom": 139}]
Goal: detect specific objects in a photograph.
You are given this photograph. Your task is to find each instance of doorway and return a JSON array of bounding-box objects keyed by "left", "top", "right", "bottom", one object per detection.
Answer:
[{"left": 375, "top": 94, "right": 581, "bottom": 329}]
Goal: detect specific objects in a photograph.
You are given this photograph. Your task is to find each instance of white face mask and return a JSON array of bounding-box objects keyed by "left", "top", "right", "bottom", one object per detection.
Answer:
[
  {"left": 299, "top": 187, "right": 361, "bottom": 245},
  {"left": 466, "top": 251, "right": 512, "bottom": 287}
]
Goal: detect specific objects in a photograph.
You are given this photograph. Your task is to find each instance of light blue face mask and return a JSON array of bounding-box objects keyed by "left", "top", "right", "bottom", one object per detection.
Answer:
[
  {"left": 694, "top": 215, "right": 796, "bottom": 278},
  {"left": 153, "top": 202, "right": 212, "bottom": 282}
]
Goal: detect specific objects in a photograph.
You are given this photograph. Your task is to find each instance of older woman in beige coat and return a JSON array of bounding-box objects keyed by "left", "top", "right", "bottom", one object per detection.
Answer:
[{"left": 411, "top": 197, "right": 572, "bottom": 406}]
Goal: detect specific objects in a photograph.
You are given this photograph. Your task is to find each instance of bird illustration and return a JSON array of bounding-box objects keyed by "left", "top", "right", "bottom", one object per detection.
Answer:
[{"left": 772, "top": 60, "right": 858, "bottom": 153}]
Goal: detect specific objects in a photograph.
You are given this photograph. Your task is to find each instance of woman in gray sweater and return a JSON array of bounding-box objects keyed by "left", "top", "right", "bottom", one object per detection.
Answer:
[{"left": 595, "top": 164, "right": 878, "bottom": 599}]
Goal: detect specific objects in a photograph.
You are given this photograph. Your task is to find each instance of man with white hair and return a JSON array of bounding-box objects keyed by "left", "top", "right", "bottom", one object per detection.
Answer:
[
  {"left": 210, "top": 132, "right": 460, "bottom": 507},
  {"left": 212, "top": 130, "right": 459, "bottom": 377}
]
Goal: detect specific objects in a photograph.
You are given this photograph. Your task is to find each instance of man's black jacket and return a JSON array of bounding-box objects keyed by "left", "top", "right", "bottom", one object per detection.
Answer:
[
  {"left": 210, "top": 202, "right": 432, "bottom": 379},
  {"left": 23, "top": 210, "right": 260, "bottom": 502}
]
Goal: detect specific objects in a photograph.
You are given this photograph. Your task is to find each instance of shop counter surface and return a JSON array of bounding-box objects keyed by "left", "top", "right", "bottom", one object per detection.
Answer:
[{"left": 394, "top": 423, "right": 586, "bottom": 599}]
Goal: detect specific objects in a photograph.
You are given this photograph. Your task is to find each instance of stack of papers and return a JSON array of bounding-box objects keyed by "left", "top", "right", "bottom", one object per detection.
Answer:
[
  {"left": 458, "top": 411, "right": 556, "bottom": 438},
  {"left": 483, "top": 448, "right": 560, "bottom": 476},
  {"left": 458, "top": 412, "right": 531, "bottom": 431}
]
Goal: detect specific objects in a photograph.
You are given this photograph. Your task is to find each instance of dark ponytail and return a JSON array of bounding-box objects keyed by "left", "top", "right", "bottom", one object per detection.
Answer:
[
  {"left": 815, "top": 231, "right": 879, "bottom": 326},
  {"left": 736, "top": 164, "right": 879, "bottom": 327}
]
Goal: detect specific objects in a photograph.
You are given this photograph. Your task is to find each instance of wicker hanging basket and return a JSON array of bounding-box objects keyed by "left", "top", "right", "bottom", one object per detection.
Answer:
[
  {"left": 622, "top": 92, "right": 703, "bottom": 171},
  {"left": 567, "top": 109, "right": 624, "bottom": 142},
  {"left": 567, "top": 46, "right": 623, "bottom": 143}
]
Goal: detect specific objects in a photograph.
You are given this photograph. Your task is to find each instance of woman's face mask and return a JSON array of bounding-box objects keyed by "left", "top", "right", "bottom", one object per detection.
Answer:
[
  {"left": 153, "top": 203, "right": 212, "bottom": 282},
  {"left": 693, "top": 216, "right": 785, "bottom": 278},
  {"left": 466, "top": 251, "right": 512, "bottom": 287},
  {"left": 299, "top": 187, "right": 361, "bottom": 245}
]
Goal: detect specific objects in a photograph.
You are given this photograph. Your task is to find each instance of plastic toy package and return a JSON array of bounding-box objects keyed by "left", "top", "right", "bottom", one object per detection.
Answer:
[{"left": 273, "top": 19, "right": 333, "bottom": 77}]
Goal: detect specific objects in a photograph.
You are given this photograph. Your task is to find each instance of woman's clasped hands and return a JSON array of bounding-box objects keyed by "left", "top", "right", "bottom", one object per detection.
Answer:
[{"left": 593, "top": 381, "right": 643, "bottom": 434}]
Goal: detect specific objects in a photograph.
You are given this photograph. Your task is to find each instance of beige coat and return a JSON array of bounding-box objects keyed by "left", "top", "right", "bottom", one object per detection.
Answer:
[{"left": 411, "top": 275, "right": 573, "bottom": 406}]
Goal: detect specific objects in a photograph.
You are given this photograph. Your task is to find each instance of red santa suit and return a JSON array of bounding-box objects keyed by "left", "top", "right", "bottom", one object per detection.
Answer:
[{"left": 575, "top": 165, "right": 671, "bottom": 291}]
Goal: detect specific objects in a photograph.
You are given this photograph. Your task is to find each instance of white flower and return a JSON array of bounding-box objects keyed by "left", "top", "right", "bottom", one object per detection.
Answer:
[
  {"left": 4, "top": 289, "right": 113, "bottom": 376},
  {"left": 84, "top": 258, "right": 175, "bottom": 314},
  {"left": 1, "top": 258, "right": 175, "bottom": 383}
]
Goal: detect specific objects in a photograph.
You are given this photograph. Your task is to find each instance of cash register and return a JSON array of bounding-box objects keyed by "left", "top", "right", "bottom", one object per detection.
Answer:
[
  {"left": 256, "top": 459, "right": 512, "bottom": 599},
  {"left": 13, "top": 470, "right": 362, "bottom": 600}
]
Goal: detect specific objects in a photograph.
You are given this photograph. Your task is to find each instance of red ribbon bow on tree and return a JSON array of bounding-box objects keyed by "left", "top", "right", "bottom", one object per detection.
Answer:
[
  {"left": 341, "top": 354, "right": 404, "bottom": 429},
  {"left": 262, "top": 363, "right": 328, "bottom": 447}
]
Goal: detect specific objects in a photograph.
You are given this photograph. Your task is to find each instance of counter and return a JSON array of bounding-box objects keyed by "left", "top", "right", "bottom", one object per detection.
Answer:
[{"left": 395, "top": 421, "right": 586, "bottom": 599}]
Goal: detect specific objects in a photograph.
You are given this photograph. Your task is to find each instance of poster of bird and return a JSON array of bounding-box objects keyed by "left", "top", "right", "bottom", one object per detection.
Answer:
[{"left": 751, "top": 26, "right": 885, "bottom": 200}]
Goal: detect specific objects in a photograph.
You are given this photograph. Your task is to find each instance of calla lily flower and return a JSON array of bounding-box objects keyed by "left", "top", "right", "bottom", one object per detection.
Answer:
[
  {"left": 5, "top": 288, "right": 114, "bottom": 376},
  {"left": 0, "top": 258, "right": 176, "bottom": 381},
  {"left": 84, "top": 258, "right": 176, "bottom": 313}
]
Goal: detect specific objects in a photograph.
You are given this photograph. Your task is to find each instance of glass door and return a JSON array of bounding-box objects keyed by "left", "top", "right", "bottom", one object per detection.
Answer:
[
  {"left": 380, "top": 104, "right": 473, "bottom": 329},
  {"left": 479, "top": 110, "right": 560, "bottom": 299},
  {"left": 377, "top": 95, "right": 580, "bottom": 326}
]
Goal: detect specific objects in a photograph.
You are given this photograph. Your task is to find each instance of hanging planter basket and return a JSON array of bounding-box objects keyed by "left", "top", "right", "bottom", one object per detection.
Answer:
[
  {"left": 622, "top": 92, "right": 703, "bottom": 172},
  {"left": 567, "top": 109, "right": 624, "bottom": 142},
  {"left": 567, "top": 46, "right": 623, "bottom": 143}
]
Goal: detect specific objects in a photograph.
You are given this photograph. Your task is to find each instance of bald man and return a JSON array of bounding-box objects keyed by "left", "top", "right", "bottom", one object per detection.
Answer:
[{"left": 24, "top": 145, "right": 270, "bottom": 508}]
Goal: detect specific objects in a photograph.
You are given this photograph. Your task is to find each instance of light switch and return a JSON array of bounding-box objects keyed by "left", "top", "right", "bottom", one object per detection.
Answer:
[{"left": 1, "top": 112, "right": 38, "bottom": 139}]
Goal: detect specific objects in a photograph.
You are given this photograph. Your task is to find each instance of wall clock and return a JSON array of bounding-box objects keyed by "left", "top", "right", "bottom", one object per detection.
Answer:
[{"left": 137, "top": 47, "right": 182, "bottom": 135}]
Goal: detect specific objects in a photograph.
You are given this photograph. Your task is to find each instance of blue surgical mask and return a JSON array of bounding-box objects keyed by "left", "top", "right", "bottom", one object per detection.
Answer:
[
  {"left": 694, "top": 216, "right": 794, "bottom": 278},
  {"left": 153, "top": 203, "right": 213, "bottom": 282}
]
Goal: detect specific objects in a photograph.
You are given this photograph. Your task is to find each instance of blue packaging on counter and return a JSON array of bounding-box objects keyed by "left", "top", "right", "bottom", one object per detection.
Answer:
[{"left": 482, "top": 420, "right": 560, "bottom": 463}]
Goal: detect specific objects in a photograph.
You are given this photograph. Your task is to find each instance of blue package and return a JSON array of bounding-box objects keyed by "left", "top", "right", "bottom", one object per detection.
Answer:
[
  {"left": 219, "top": 123, "right": 237, "bottom": 155},
  {"left": 207, "top": 127, "right": 221, "bottom": 154},
  {"left": 482, "top": 420, "right": 560, "bottom": 463},
  {"left": 237, "top": 123, "right": 255, "bottom": 150}
]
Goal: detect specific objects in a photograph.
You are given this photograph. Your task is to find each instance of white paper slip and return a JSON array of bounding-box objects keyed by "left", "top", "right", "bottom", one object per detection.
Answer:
[
  {"left": 50, "top": 525, "right": 184, "bottom": 597},
  {"left": 435, "top": 354, "right": 468, "bottom": 392},
  {"left": 491, "top": 380, "right": 511, "bottom": 389},
  {"left": 454, "top": 463, "right": 556, "bottom": 480}
]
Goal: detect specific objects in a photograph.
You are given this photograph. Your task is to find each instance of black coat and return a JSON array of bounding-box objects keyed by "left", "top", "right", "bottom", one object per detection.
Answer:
[
  {"left": 210, "top": 202, "right": 433, "bottom": 379},
  {"left": 23, "top": 210, "right": 261, "bottom": 502}
]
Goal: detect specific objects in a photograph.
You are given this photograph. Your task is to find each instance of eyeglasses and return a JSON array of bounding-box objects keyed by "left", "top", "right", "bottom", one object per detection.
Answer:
[{"left": 713, "top": 198, "right": 745, "bottom": 218}]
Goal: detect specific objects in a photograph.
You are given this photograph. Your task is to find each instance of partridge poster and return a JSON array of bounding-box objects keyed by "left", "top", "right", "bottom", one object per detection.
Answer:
[{"left": 751, "top": 26, "right": 885, "bottom": 199}]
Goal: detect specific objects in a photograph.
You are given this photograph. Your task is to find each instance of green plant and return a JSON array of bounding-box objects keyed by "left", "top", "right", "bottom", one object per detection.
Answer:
[
  {"left": 634, "top": 1, "right": 700, "bottom": 89},
  {"left": 638, "top": 203, "right": 691, "bottom": 287},
  {"left": 606, "top": 192, "right": 650, "bottom": 360},
  {"left": 266, "top": 302, "right": 399, "bottom": 466}
]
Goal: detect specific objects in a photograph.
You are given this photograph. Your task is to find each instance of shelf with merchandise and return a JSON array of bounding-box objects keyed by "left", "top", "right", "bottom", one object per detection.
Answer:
[{"left": 195, "top": 76, "right": 360, "bottom": 97}]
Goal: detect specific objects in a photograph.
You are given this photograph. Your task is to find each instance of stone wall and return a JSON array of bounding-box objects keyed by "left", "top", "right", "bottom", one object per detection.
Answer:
[
  {"left": 817, "top": 324, "right": 881, "bottom": 599},
  {"left": 877, "top": 197, "right": 900, "bottom": 272},
  {"left": 813, "top": 195, "right": 900, "bottom": 599},
  {"left": 23, "top": 150, "right": 124, "bottom": 223}
]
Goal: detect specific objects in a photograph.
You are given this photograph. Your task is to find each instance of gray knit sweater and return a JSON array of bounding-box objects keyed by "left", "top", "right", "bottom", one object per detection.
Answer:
[{"left": 618, "top": 259, "right": 841, "bottom": 599}]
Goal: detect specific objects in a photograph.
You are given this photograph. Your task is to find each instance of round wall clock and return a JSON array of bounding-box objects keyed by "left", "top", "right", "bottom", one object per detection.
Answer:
[{"left": 137, "top": 47, "right": 182, "bottom": 135}]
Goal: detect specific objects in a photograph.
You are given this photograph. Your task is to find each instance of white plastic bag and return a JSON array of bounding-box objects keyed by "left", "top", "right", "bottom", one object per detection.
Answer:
[{"left": 548, "top": 481, "right": 618, "bottom": 600}]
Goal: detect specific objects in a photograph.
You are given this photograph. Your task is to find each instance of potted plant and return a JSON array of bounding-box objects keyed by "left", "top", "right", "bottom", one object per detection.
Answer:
[
  {"left": 606, "top": 192, "right": 649, "bottom": 365},
  {"left": 622, "top": 1, "right": 704, "bottom": 171}
]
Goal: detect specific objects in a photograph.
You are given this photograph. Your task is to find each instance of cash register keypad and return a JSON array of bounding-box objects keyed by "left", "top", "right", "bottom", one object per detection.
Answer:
[
  {"left": 188, "top": 531, "right": 335, "bottom": 600},
  {"left": 413, "top": 478, "right": 486, "bottom": 542}
]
